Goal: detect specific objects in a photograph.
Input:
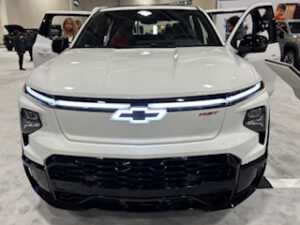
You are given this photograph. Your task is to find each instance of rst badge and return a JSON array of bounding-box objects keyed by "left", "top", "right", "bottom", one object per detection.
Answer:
[{"left": 111, "top": 107, "right": 167, "bottom": 124}]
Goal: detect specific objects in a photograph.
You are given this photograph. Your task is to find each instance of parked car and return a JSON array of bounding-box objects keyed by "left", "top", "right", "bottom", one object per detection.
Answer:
[
  {"left": 3, "top": 24, "right": 26, "bottom": 51},
  {"left": 277, "top": 19, "right": 300, "bottom": 68},
  {"left": 20, "top": 3, "right": 300, "bottom": 211}
]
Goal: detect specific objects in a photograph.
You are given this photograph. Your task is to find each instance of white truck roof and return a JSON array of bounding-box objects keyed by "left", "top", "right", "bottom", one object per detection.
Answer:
[{"left": 93, "top": 5, "right": 198, "bottom": 12}]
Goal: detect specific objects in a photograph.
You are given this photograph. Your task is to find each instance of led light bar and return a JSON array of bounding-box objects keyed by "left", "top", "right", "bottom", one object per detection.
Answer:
[
  {"left": 148, "top": 82, "right": 262, "bottom": 109},
  {"left": 148, "top": 98, "right": 226, "bottom": 109},
  {"left": 226, "top": 82, "right": 262, "bottom": 104},
  {"left": 55, "top": 100, "right": 130, "bottom": 110},
  {"left": 25, "top": 82, "right": 262, "bottom": 111},
  {"left": 26, "top": 86, "right": 130, "bottom": 110},
  {"left": 26, "top": 86, "right": 56, "bottom": 106}
]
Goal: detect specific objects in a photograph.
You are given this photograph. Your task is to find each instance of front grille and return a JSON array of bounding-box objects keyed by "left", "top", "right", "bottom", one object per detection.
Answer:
[
  {"left": 46, "top": 154, "right": 239, "bottom": 191},
  {"left": 54, "top": 190, "right": 233, "bottom": 211}
]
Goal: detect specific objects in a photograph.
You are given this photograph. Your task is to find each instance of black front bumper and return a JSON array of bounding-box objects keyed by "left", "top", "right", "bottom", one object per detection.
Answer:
[{"left": 23, "top": 153, "right": 267, "bottom": 211}]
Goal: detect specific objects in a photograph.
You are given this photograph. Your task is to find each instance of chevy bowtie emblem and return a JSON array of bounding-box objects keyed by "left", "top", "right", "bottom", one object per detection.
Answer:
[{"left": 111, "top": 107, "right": 167, "bottom": 124}]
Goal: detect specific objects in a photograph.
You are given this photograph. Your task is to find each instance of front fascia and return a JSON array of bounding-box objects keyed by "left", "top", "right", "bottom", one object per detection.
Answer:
[
  {"left": 20, "top": 87, "right": 269, "bottom": 166},
  {"left": 23, "top": 83, "right": 262, "bottom": 145}
]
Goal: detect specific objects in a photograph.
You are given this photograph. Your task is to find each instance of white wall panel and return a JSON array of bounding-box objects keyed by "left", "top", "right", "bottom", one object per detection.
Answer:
[
  {"left": 80, "top": 0, "right": 119, "bottom": 10},
  {"left": 193, "top": 0, "right": 217, "bottom": 9},
  {"left": 0, "top": 0, "right": 9, "bottom": 39}
]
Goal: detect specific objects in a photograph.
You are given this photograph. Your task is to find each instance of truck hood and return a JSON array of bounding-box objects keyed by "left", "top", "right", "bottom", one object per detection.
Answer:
[
  {"left": 28, "top": 47, "right": 259, "bottom": 98},
  {"left": 4, "top": 24, "right": 25, "bottom": 33}
]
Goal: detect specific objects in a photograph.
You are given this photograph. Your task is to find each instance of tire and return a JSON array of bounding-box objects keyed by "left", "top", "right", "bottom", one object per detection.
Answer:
[{"left": 283, "top": 50, "right": 297, "bottom": 67}]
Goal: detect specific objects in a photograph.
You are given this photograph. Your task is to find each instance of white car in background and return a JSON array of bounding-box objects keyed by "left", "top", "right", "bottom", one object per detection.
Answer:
[
  {"left": 20, "top": 4, "right": 300, "bottom": 211},
  {"left": 32, "top": 10, "right": 91, "bottom": 67}
]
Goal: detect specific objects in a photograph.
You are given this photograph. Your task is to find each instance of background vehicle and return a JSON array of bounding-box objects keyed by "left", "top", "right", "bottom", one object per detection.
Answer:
[
  {"left": 3, "top": 24, "right": 26, "bottom": 51},
  {"left": 33, "top": 10, "right": 90, "bottom": 67},
  {"left": 277, "top": 19, "right": 300, "bottom": 68}
]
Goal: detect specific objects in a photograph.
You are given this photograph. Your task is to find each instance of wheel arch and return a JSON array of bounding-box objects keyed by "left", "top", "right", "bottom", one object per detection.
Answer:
[
  {"left": 283, "top": 43, "right": 298, "bottom": 57},
  {"left": 282, "top": 43, "right": 299, "bottom": 67}
]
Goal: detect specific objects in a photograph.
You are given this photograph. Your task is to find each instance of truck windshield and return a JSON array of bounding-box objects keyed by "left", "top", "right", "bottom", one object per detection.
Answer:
[
  {"left": 289, "top": 22, "right": 300, "bottom": 34},
  {"left": 73, "top": 9, "right": 222, "bottom": 48}
]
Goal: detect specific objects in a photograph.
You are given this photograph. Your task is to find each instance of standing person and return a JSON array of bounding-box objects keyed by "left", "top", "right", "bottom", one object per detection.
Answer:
[
  {"left": 275, "top": 4, "right": 286, "bottom": 21},
  {"left": 226, "top": 16, "right": 245, "bottom": 41},
  {"left": 14, "top": 30, "right": 27, "bottom": 71},
  {"left": 25, "top": 30, "right": 35, "bottom": 61},
  {"left": 62, "top": 17, "right": 77, "bottom": 44},
  {"left": 110, "top": 24, "right": 131, "bottom": 47},
  {"left": 75, "top": 19, "right": 82, "bottom": 30}
]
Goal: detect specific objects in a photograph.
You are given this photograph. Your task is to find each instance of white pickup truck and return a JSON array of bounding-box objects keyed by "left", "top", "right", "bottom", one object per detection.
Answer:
[{"left": 21, "top": 3, "right": 299, "bottom": 211}]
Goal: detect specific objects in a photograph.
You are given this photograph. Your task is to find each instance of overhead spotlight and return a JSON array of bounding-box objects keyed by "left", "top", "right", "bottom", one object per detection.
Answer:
[
  {"left": 73, "top": 0, "right": 80, "bottom": 7},
  {"left": 137, "top": 10, "right": 152, "bottom": 17}
]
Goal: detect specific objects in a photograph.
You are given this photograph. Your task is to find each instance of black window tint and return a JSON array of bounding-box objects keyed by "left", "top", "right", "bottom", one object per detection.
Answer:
[{"left": 73, "top": 9, "right": 222, "bottom": 48}]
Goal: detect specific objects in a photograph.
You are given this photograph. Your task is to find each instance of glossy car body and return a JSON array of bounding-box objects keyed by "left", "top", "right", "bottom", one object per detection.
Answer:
[{"left": 19, "top": 4, "right": 300, "bottom": 211}]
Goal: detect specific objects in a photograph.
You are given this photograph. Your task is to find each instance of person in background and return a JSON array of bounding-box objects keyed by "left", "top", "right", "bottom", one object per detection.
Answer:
[
  {"left": 14, "top": 30, "right": 27, "bottom": 71},
  {"left": 75, "top": 19, "right": 82, "bottom": 30},
  {"left": 25, "top": 30, "right": 35, "bottom": 61},
  {"left": 62, "top": 17, "right": 77, "bottom": 44},
  {"left": 226, "top": 16, "right": 245, "bottom": 41},
  {"left": 275, "top": 4, "right": 286, "bottom": 21},
  {"left": 110, "top": 24, "right": 131, "bottom": 47}
]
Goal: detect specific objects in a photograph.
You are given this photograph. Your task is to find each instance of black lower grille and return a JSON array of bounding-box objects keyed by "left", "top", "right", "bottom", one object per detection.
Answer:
[
  {"left": 46, "top": 154, "right": 239, "bottom": 191},
  {"left": 23, "top": 152, "right": 267, "bottom": 210},
  {"left": 53, "top": 190, "right": 233, "bottom": 211}
]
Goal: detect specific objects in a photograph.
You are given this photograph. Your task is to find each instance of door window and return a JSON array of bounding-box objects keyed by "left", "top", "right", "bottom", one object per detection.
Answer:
[
  {"left": 74, "top": 10, "right": 222, "bottom": 48},
  {"left": 212, "top": 12, "right": 244, "bottom": 42},
  {"left": 39, "top": 15, "right": 89, "bottom": 41},
  {"left": 230, "top": 7, "right": 276, "bottom": 49}
]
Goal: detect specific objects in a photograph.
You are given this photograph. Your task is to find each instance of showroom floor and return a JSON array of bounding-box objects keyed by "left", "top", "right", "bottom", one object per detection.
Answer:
[{"left": 0, "top": 48, "right": 299, "bottom": 225}]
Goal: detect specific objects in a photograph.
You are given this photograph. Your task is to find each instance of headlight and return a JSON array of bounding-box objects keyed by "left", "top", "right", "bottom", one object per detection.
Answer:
[
  {"left": 244, "top": 107, "right": 266, "bottom": 132},
  {"left": 244, "top": 106, "right": 266, "bottom": 144},
  {"left": 21, "top": 109, "right": 42, "bottom": 134}
]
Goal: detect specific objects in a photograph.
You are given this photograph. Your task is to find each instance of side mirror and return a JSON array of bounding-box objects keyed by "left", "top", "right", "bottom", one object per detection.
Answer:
[
  {"left": 238, "top": 34, "right": 268, "bottom": 56},
  {"left": 52, "top": 38, "right": 69, "bottom": 54}
]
